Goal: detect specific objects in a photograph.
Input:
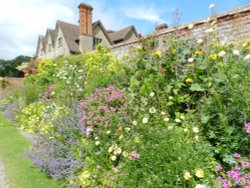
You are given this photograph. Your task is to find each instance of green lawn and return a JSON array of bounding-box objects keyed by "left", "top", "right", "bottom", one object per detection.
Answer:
[{"left": 0, "top": 113, "right": 63, "bottom": 188}]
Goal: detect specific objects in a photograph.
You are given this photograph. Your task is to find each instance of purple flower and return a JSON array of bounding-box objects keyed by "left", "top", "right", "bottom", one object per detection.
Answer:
[{"left": 233, "top": 153, "right": 241, "bottom": 158}]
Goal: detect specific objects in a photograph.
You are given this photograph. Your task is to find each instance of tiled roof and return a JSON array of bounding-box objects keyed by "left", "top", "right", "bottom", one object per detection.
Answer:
[
  {"left": 108, "top": 25, "right": 137, "bottom": 43},
  {"left": 47, "top": 29, "right": 55, "bottom": 43},
  {"left": 57, "top": 20, "right": 80, "bottom": 53}
]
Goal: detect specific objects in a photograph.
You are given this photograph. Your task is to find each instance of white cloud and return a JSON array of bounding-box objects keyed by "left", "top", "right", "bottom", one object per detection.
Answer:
[
  {"left": 123, "top": 5, "right": 164, "bottom": 23},
  {"left": 0, "top": 0, "right": 75, "bottom": 59},
  {"left": 89, "top": 1, "right": 127, "bottom": 30}
]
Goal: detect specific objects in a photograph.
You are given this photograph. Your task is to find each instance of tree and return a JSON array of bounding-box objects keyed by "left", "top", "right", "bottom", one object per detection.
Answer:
[{"left": 0, "top": 55, "right": 31, "bottom": 77}]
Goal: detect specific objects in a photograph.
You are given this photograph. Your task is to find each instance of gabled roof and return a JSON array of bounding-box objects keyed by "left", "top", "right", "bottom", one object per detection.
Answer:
[
  {"left": 56, "top": 20, "right": 80, "bottom": 53},
  {"left": 46, "top": 29, "right": 55, "bottom": 43},
  {"left": 92, "top": 20, "right": 112, "bottom": 45},
  {"left": 108, "top": 25, "right": 137, "bottom": 43},
  {"left": 35, "top": 35, "right": 45, "bottom": 56}
]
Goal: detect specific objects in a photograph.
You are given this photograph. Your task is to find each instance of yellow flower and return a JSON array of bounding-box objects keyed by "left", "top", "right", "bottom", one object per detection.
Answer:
[
  {"left": 185, "top": 78, "right": 193, "bottom": 83},
  {"left": 79, "top": 171, "right": 90, "bottom": 181},
  {"left": 188, "top": 63, "right": 195, "bottom": 68},
  {"left": 183, "top": 170, "right": 192, "bottom": 180},
  {"left": 195, "top": 169, "right": 204, "bottom": 178},
  {"left": 154, "top": 50, "right": 162, "bottom": 57},
  {"left": 242, "top": 41, "right": 248, "bottom": 47},
  {"left": 209, "top": 54, "right": 217, "bottom": 60},
  {"left": 195, "top": 50, "right": 202, "bottom": 55},
  {"left": 135, "top": 46, "right": 143, "bottom": 52},
  {"left": 172, "top": 49, "right": 176, "bottom": 54}
]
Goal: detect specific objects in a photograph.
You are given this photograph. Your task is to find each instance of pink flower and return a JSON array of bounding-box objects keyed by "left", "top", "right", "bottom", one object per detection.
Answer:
[
  {"left": 79, "top": 101, "right": 85, "bottom": 108},
  {"left": 245, "top": 122, "right": 250, "bottom": 134},
  {"left": 234, "top": 166, "right": 241, "bottom": 170},
  {"left": 130, "top": 151, "right": 140, "bottom": 159},
  {"left": 245, "top": 184, "right": 250, "bottom": 188},
  {"left": 241, "top": 161, "right": 250, "bottom": 167},
  {"left": 216, "top": 166, "right": 223, "bottom": 171},
  {"left": 245, "top": 174, "right": 250, "bottom": 179},
  {"left": 233, "top": 153, "right": 241, "bottom": 158}
]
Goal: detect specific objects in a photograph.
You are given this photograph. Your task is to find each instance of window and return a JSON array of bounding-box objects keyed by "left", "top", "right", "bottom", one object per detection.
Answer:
[
  {"left": 93, "top": 37, "right": 102, "bottom": 49},
  {"left": 58, "top": 37, "right": 63, "bottom": 47}
]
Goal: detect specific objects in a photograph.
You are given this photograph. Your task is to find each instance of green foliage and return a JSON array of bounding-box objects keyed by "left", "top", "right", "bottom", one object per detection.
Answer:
[
  {"left": 12, "top": 38, "right": 250, "bottom": 188},
  {"left": 16, "top": 101, "right": 67, "bottom": 133},
  {"left": 0, "top": 113, "right": 62, "bottom": 188},
  {"left": 0, "top": 77, "right": 9, "bottom": 88},
  {"left": 0, "top": 55, "right": 30, "bottom": 77}
]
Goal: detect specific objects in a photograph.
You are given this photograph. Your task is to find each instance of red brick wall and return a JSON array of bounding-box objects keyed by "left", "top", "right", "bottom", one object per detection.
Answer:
[{"left": 110, "top": 4, "right": 250, "bottom": 58}]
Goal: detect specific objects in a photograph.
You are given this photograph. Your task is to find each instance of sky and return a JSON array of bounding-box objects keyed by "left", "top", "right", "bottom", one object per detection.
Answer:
[{"left": 0, "top": 0, "right": 249, "bottom": 60}]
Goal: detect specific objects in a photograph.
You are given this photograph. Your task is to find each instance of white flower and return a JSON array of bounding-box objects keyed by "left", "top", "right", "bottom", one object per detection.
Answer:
[
  {"left": 111, "top": 155, "right": 117, "bottom": 161},
  {"left": 149, "top": 107, "right": 156, "bottom": 114},
  {"left": 161, "top": 111, "right": 166, "bottom": 115},
  {"left": 209, "top": 4, "right": 215, "bottom": 9},
  {"left": 168, "top": 126, "right": 173, "bottom": 130},
  {"left": 95, "top": 141, "right": 100, "bottom": 146},
  {"left": 195, "top": 184, "right": 209, "bottom": 188},
  {"left": 108, "top": 147, "right": 113, "bottom": 153},
  {"left": 233, "top": 50, "right": 240, "bottom": 56},
  {"left": 205, "top": 28, "right": 213, "bottom": 33},
  {"left": 184, "top": 128, "right": 188, "bottom": 132},
  {"left": 218, "top": 50, "right": 226, "bottom": 57},
  {"left": 168, "top": 96, "right": 174, "bottom": 100},
  {"left": 180, "top": 115, "right": 185, "bottom": 120},
  {"left": 188, "top": 24, "right": 194, "bottom": 29},
  {"left": 188, "top": 58, "right": 194, "bottom": 63},
  {"left": 244, "top": 54, "right": 250, "bottom": 60},
  {"left": 106, "top": 130, "right": 111, "bottom": 134},
  {"left": 193, "top": 127, "right": 199, "bottom": 133},
  {"left": 125, "top": 127, "right": 131, "bottom": 132},
  {"left": 175, "top": 118, "right": 181, "bottom": 123},
  {"left": 164, "top": 117, "right": 170, "bottom": 122},
  {"left": 114, "top": 147, "right": 122, "bottom": 155},
  {"left": 197, "top": 39, "right": 203, "bottom": 44},
  {"left": 132, "top": 120, "right": 137, "bottom": 126},
  {"left": 195, "top": 135, "right": 199, "bottom": 141},
  {"left": 142, "top": 117, "right": 149, "bottom": 124},
  {"left": 149, "top": 92, "right": 155, "bottom": 97}
]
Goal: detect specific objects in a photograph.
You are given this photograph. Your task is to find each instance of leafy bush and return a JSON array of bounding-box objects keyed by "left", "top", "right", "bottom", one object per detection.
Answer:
[
  {"left": 14, "top": 36, "right": 250, "bottom": 188},
  {"left": 17, "top": 101, "right": 67, "bottom": 133}
]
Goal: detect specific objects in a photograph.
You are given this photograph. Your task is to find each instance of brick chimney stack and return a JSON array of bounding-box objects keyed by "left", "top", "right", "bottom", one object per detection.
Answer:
[{"left": 78, "top": 2, "right": 93, "bottom": 52}]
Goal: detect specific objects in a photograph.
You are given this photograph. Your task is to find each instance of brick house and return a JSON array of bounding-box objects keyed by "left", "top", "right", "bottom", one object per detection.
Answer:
[{"left": 36, "top": 2, "right": 138, "bottom": 59}]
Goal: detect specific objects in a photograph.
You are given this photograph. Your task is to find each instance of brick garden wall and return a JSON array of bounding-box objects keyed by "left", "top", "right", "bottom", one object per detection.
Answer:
[{"left": 110, "top": 4, "right": 250, "bottom": 58}]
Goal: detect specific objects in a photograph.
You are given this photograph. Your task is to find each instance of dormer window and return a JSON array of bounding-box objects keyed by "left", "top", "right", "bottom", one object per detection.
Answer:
[{"left": 58, "top": 37, "right": 63, "bottom": 47}]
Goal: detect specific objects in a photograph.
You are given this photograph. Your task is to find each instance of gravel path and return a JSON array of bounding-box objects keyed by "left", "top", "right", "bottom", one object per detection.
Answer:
[{"left": 0, "top": 160, "right": 10, "bottom": 188}]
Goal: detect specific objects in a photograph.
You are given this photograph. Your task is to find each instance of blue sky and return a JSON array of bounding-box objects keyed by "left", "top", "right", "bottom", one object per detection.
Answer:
[{"left": 0, "top": 0, "right": 249, "bottom": 59}]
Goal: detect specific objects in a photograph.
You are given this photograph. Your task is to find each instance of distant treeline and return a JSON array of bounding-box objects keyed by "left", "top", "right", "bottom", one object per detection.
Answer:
[{"left": 0, "top": 56, "right": 31, "bottom": 77}]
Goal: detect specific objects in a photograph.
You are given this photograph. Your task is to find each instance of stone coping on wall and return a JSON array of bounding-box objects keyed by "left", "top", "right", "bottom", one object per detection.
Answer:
[{"left": 110, "top": 3, "right": 250, "bottom": 50}]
